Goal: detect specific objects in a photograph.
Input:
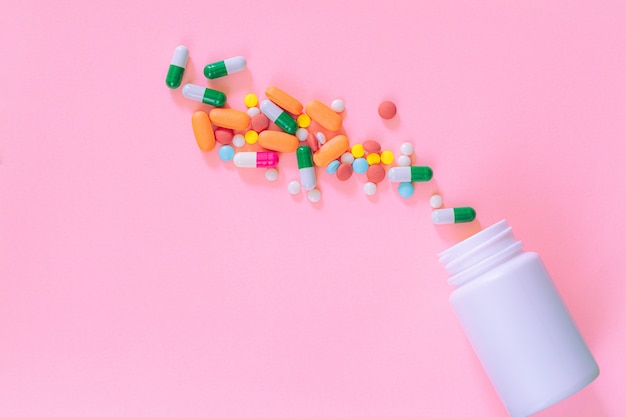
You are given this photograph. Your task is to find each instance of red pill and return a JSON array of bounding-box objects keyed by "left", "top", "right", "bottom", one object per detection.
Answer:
[
  {"left": 363, "top": 140, "right": 382, "bottom": 154},
  {"left": 378, "top": 100, "right": 397, "bottom": 120},
  {"left": 336, "top": 163, "right": 353, "bottom": 181},
  {"left": 250, "top": 113, "right": 270, "bottom": 133},
  {"left": 306, "top": 131, "right": 319, "bottom": 152},
  {"left": 214, "top": 128, "right": 234, "bottom": 144},
  {"left": 366, "top": 164, "right": 385, "bottom": 183}
]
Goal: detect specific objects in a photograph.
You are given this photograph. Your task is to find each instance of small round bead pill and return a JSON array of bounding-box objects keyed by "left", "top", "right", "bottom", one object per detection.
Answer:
[
  {"left": 352, "top": 157, "right": 369, "bottom": 174},
  {"left": 244, "top": 130, "right": 259, "bottom": 144},
  {"left": 400, "top": 142, "right": 414, "bottom": 155},
  {"left": 380, "top": 150, "right": 394, "bottom": 165},
  {"left": 297, "top": 114, "right": 311, "bottom": 128},
  {"left": 215, "top": 128, "right": 234, "bottom": 145},
  {"left": 351, "top": 143, "right": 365, "bottom": 158},
  {"left": 326, "top": 159, "right": 340, "bottom": 174},
  {"left": 265, "top": 168, "right": 278, "bottom": 181},
  {"left": 316, "top": 131, "right": 326, "bottom": 145},
  {"left": 331, "top": 99, "right": 345, "bottom": 112},
  {"left": 340, "top": 152, "right": 355, "bottom": 164},
  {"left": 232, "top": 134, "right": 245, "bottom": 148},
  {"left": 296, "top": 128, "right": 309, "bottom": 142},
  {"left": 244, "top": 93, "right": 258, "bottom": 108},
  {"left": 218, "top": 145, "right": 235, "bottom": 161},
  {"left": 307, "top": 188, "right": 321, "bottom": 203},
  {"left": 363, "top": 140, "right": 382, "bottom": 154},
  {"left": 287, "top": 181, "right": 301, "bottom": 195},
  {"left": 336, "top": 163, "right": 353, "bottom": 181},
  {"left": 363, "top": 182, "right": 377, "bottom": 196},
  {"left": 247, "top": 107, "right": 261, "bottom": 117},
  {"left": 397, "top": 155, "right": 411, "bottom": 166},
  {"left": 430, "top": 194, "right": 443, "bottom": 209},
  {"left": 398, "top": 182, "right": 415, "bottom": 198},
  {"left": 378, "top": 100, "right": 397, "bottom": 119},
  {"left": 366, "top": 153, "right": 381, "bottom": 165}
]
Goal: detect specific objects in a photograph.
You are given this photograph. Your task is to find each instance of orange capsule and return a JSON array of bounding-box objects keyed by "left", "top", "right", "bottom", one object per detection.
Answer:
[
  {"left": 305, "top": 100, "right": 343, "bottom": 131},
  {"left": 313, "top": 134, "right": 350, "bottom": 167},
  {"left": 258, "top": 130, "right": 299, "bottom": 153},
  {"left": 209, "top": 108, "right": 251, "bottom": 130},
  {"left": 191, "top": 111, "right": 216, "bottom": 151},
  {"left": 265, "top": 86, "right": 303, "bottom": 115}
]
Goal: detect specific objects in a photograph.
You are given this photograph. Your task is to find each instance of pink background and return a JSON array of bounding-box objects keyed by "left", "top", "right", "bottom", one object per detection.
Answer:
[{"left": 1, "top": 0, "right": 625, "bottom": 416}]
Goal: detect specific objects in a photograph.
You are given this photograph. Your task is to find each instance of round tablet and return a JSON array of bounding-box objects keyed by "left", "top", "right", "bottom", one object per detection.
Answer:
[
  {"left": 265, "top": 168, "right": 278, "bottom": 181},
  {"left": 244, "top": 93, "right": 258, "bottom": 108},
  {"left": 244, "top": 130, "right": 259, "bottom": 144},
  {"left": 378, "top": 100, "right": 397, "bottom": 119},
  {"left": 397, "top": 155, "right": 411, "bottom": 166},
  {"left": 430, "top": 194, "right": 443, "bottom": 209},
  {"left": 232, "top": 134, "right": 245, "bottom": 148},
  {"left": 336, "top": 163, "right": 353, "bottom": 181},
  {"left": 351, "top": 143, "right": 365, "bottom": 158},
  {"left": 326, "top": 160, "right": 340, "bottom": 174},
  {"left": 287, "top": 181, "right": 301, "bottom": 195},
  {"left": 352, "top": 157, "right": 369, "bottom": 174},
  {"left": 297, "top": 114, "right": 311, "bottom": 128},
  {"left": 296, "top": 128, "right": 309, "bottom": 142},
  {"left": 366, "top": 153, "right": 381, "bottom": 165},
  {"left": 218, "top": 145, "right": 235, "bottom": 161},
  {"left": 250, "top": 114, "right": 270, "bottom": 133},
  {"left": 366, "top": 164, "right": 385, "bottom": 183},
  {"left": 331, "top": 99, "right": 345, "bottom": 112},
  {"left": 214, "top": 128, "right": 234, "bottom": 145},
  {"left": 400, "top": 142, "right": 414, "bottom": 155},
  {"left": 363, "top": 140, "right": 381, "bottom": 154},
  {"left": 380, "top": 150, "right": 394, "bottom": 165},
  {"left": 364, "top": 182, "right": 377, "bottom": 196},
  {"left": 398, "top": 182, "right": 414, "bottom": 198},
  {"left": 307, "top": 189, "right": 321, "bottom": 203}
]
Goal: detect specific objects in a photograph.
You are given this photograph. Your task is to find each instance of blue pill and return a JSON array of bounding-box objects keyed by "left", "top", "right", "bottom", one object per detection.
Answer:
[
  {"left": 398, "top": 182, "right": 415, "bottom": 198},
  {"left": 352, "top": 157, "right": 369, "bottom": 174},
  {"left": 326, "top": 160, "right": 340, "bottom": 174},
  {"left": 218, "top": 145, "right": 235, "bottom": 161}
]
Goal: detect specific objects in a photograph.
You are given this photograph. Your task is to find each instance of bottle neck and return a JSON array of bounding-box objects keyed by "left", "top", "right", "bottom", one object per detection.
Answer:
[{"left": 439, "top": 220, "right": 524, "bottom": 288}]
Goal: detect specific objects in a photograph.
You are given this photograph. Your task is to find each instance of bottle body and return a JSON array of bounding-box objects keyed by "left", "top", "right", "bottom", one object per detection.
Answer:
[{"left": 440, "top": 220, "right": 599, "bottom": 417}]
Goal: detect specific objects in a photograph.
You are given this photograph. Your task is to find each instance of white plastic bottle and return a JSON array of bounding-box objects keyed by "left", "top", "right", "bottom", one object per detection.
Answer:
[{"left": 438, "top": 220, "right": 599, "bottom": 417}]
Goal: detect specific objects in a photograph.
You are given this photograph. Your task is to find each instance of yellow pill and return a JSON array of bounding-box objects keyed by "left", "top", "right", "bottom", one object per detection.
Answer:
[
  {"left": 380, "top": 150, "right": 395, "bottom": 165},
  {"left": 351, "top": 143, "right": 365, "bottom": 158},
  {"left": 245, "top": 130, "right": 259, "bottom": 144},
  {"left": 244, "top": 93, "right": 258, "bottom": 108},
  {"left": 297, "top": 113, "right": 311, "bottom": 128},
  {"left": 366, "top": 153, "right": 381, "bottom": 165}
]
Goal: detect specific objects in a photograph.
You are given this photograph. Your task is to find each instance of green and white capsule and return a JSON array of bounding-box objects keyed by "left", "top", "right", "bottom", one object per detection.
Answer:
[
  {"left": 204, "top": 56, "right": 246, "bottom": 79},
  {"left": 260, "top": 100, "right": 298, "bottom": 134},
  {"left": 165, "top": 45, "right": 189, "bottom": 89},
  {"left": 432, "top": 207, "right": 476, "bottom": 224},
  {"left": 182, "top": 84, "right": 226, "bottom": 107},
  {"left": 296, "top": 146, "right": 316, "bottom": 190},
  {"left": 388, "top": 166, "right": 433, "bottom": 182}
]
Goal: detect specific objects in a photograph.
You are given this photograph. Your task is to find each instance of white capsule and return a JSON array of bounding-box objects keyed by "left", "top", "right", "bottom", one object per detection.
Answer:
[
  {"left": 265, "top": 168, "right": 278, "bottom": 181},
  {"left": 287, "top": 181, "right": 301, "bottom": 195},
  {"left": 397, "top": 155, "right": 412, "bottom": 166},
  {"left": 260, "top": 100, "right": 282, "bottom": 122},
  {"left": 331, "top": 99, "right": 345, "bottom": 112},
  {"left": 400, "top": 142, "right": 414, "bottom": 155},
  {"left": 247, "top": 107, "right": 261, "bottom": 117},
  {"left": 340, "top": 152, "right": 355, "bottom": 164},
  {"left": 307, "top": 189, "right": 321, "bottom": 203},
  {"left": 171, "top": 45, "right": 188, "bottom": 67},
  {"left": 432, "top": 208, "right": 456, "bottom": 224},
  {"left": 232, "top": 134, "right": 245, "bottom": 148},
  {"left": 430, "top": 194, "right": 443, "bottom": 209},
  {"left": 364, "top": 182, "right": 377, "bottom": 196},
  {"left": 224, "top": 56, "right": 246, "bottom": 74},
  {"left": 296, "top": 128, "right": 309, "bottom": 141},
  {"left": 299, "top": 167, "right": 316, "bottom": 191}
]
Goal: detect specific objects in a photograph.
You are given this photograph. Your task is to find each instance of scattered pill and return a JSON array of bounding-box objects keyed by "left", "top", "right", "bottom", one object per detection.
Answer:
[
  {"left": 340, "top": 152, "right": 355, "bottom": 165},
  {"left": 232, "top": 134, "right": 245, "bottom": 147},
  {"left": 363, "top": 140, "right": 382, "bottom": 154},
  {"left": 204, "top": 56, "right": 246, "bottom": 79},
  {"left": 288, "top": 181, "right": 301, "bottom": 195},
  {"left": 336, "top": 163, "right": 353, "bottom": 181},
  {"left": 398, "top": 182, "right": 415, "bottom": 198},
  {"left": 312, "top": 134, "right": 350, "bottom": 167},
  {"left": 307, "top": 188, "right": 321, "bottom": 203},
  {"left": 400, "top": 142, "right": 414, "bottom": 155},
  {"left": 247, "top": 107, "right": 261, "bottom": 117},
  {"left": 331, "top": 99, "right": 345, "bottom": 112},
  {"left": 296, "top": 128, "right": 309, "bottom": 142},
  {"left": 244, "top": 130, "right": 259, "bottom": 144},
  {"left": 366, "top": 153, "right": 381, "bottom": 165},
  {"left": 250, "top": 113, "right": 270, "bottom": 133},
  {"left": 397, "top": 155, "right": 412, "bottom": 166},
  {"left": 260, "top": 100, "right": 298, "bottom": 134},
  {"left": 378, "top": 100, "right": 397, "bottom": 119},
  {"left": 265, "top": 168, "right": 279, "bottom": 181},
  {"left": 233, "top": 151, "right": 279, "bottom": 168},
  {"left": 296, "top": 146, "right": 316, "bottom": 190},
  {"left": 259, "top": 130, "right": 299, "bottom": 153},
  {"left": 218, "top": 145, "right": 235, "bottom": 161},
  {"left": 352, "top": 157, "right": 369, "bottom": 174},
  {"left": 209, "top": 108, "right": 250, "bottom": 130},
  {"left": 191, "top": 111, "right": 216, "bottom": 152},
  {"left": 351, "top": 144, "right": 365, "bottom": 158},
  {"left": 166, "top": 45, "right": 188, "bottom": 89},
  {"left": 366, "top": 164, "right": 385, "bottom": 183},
  {"left": 306, "top": 132, "right": 320, "bottom": 152},
  {"left": 244, "top": 93, "right": 258, "bottom": 108},
  {"left": 380, "top": 150, "right": 394, "bottom": 165},
  {"left": 432, "top": 207, "right": 476, "bottom": 224},
  {"left": 306, "top": 100, "right": 343, "bottom": 131},
  {"left": 364, "top": 182, "right": 377, "bottom": 196},
  {"left": 182, "top": 84, "right": 226, "bottom": 107},
  {"left": 326, "top": 160, "right": 340, "bottom": 174},
  {"left": 297, "top": 114, "right": 311, "bottom": 128},
  {"left": 316, "top": 131, "right": 326, "bottom": 145},
  {"left": 265, "top": 86, "right": 304, "bottom": 115},
  {"left": 214, "top": 128, "right": 234, "bottom": 145},
  {"left": 388, "top": 166, "right": 433, "bottom": 182},
  {"left": 430, "top": 194, "right": 443, "bottom": 209}
]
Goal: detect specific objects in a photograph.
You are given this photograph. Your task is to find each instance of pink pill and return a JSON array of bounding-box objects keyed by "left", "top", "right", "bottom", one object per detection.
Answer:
[
  {"left": 366, "top": 164, "right": 385, "bottom": 183},
  {"left": 214, "top": 128, "right": 234, "bottom": 144},
  {"left": 336, "top": 163, "right": 353, "bottom": 181},
  {"left": 250, "top": 113, "right": 270, "bottom": 133},
  {"left": 378, "top": 100, "right": 397, "bottom": 120},
  {"left": 306, "top": 131, "right": 319, "bottom": 152},
  {"left": 363, "top": 140, "right": 382, "bottom": 154}
]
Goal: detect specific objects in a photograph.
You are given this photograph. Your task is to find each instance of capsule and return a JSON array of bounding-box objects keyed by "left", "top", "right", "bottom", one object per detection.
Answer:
[
  {"left": 204, "top": 56, "right": 246, "bottom": 79},
  {"left": 182, "top": 84, "right": 226, "bottom": 107},
  {"left": 432, "top": 207, "right": 476, "bottom": 224},
  {"left": 165, "top": 45, "right": 188, "bottom": 89},
  {"left": 296, "top": 146, "right": 316, "bottom": 191},
  {"left": 388, "top": 166, "right": 433, "bottom": 182},
  {"left": 233, "top": 151, "right": 279, "bottom": 168},
  {"left": 260, "top": 100, "right": 298, "bottom": 134}
]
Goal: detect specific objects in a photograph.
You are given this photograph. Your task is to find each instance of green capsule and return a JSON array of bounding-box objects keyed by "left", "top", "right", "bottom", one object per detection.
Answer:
[
  {"left": 182, "top": 84, "right": 226, "bottom": 107},
  {"left": 275, "top": 112, "right": 298, "bottom": 134},
  {"left": 204, "top": 56, "right": 247, "bottom": 79},
  {"left": 165, "top": 46, "right": 189, "bottom": 89}
]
